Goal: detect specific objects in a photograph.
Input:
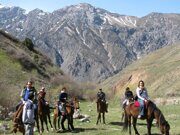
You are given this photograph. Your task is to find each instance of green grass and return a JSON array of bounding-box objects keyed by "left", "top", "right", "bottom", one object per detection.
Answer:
[{"left": 3, "top": 100, "right": 180, "bottom": 135}]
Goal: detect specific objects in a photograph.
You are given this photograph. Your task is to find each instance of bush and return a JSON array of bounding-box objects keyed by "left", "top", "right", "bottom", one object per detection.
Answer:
[{"left": 22, "top": 38, "right": 34, "bottom": 51}]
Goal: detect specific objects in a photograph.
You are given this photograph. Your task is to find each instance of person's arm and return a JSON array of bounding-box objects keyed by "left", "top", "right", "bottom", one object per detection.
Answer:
[
  {"left": 22, "top": 102, "right": 27, "bottom": 123},
  {"left": 136, "top": 88, "right": 145, "bottom": 101},
  {"left": 20, "top": 89, "right": 25, "bottom": 102},
  {"left": 33, "top": 87, "right": 37, "bottom": 100},
  {"left": 144, "top": 88, "right": 149, "bottom": 100},
  {"left": 103, "top": 92, "right": 106, "bottom": 99}
]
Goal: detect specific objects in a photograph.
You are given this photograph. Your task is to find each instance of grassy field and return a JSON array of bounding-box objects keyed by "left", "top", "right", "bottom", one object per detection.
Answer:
[{"left": 2, "top": 100, "right": 180, "bottom": 135}]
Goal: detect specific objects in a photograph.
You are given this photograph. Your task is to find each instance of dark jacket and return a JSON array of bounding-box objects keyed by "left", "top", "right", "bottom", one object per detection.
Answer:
[
  {"left": 59, "top": 92, "right": 68, "bottom": 103},
  {"left": 97, "top": 91, "right": 106, "bottom": 102},
  {"left": 21, "top": 87, "right": 37, "bottom": 103},
  {"left": 125, "top": 91, "right": 133, "bottom": 99}
]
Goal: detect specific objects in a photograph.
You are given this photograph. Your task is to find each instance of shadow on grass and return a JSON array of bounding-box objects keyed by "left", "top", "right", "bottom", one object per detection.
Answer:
[
  {"left": 143, "top": 134, "right": 161, "bottom": 135},
  {"left": 56, "top": 127, "right": 98, "bottom": 133},
  {"left": 109, "top": 122, "right": 124, "bottom": 126},
  {"left": 109, "top": 121, "right": 157, "bottom": 127}
]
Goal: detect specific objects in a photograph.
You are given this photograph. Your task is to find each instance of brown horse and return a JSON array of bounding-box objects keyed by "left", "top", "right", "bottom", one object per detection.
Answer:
[
  {"left": 53, "top": 97, "right": 79, "bottom": 131},
  {"left": 96, "top": 98, "right": 107, "bottom": 125},
  {"left": 11, "top": 104, "right": 25, "bottom": 134},
  {"left": 123, "top": 100, "right": 170, "bottom": 135},
  {"left": 11, "top": 103, "right": 40, "bottom": 134},
  {"left": 38, "top": 97, "right": 53, "bottom": 133}
]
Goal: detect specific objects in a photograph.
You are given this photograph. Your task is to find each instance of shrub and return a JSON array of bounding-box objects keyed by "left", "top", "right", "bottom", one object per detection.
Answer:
[{"left": 22, "top": 38, "right": 34, "bottom": 51}]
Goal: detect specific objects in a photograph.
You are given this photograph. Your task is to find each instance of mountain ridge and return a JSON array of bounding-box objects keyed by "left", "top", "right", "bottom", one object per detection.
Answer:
[{"left": 0, "top": 3, "right": 180, "bottom": 82}]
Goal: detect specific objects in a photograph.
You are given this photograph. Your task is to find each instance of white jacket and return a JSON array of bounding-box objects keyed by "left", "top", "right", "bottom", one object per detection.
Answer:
[{"left": 22, "top": 99, "right": 35, "bottom": 125}]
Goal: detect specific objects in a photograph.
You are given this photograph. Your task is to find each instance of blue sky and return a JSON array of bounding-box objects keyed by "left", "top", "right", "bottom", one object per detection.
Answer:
[{"left": 1, "top": 0, "right": 180, "bottom": 17}]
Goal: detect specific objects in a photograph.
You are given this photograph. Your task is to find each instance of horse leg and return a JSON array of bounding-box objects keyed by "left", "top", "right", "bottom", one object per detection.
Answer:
[
  {"left": 34, "top": 109, "right": 40, "bottom": 133},
  {"left": 40, "top": 116, "right": 44, "bottom": 133},
  {"left": 103, "top": 112, "right": 106, "bottom": 124},
  {"left": 132, "top": 117, "right": 139, "bottom": 135},
  {"left": 96, "top": 113, "right": 100, "bottom": 125},
  {"left": 44, "top": 115, "right": 49, "bottom": 132},
  {"left": 61, "top": 115, "right": 66, "bottom": 130},
  {"left": 147, "top": 118, "right": 153, "bottom": 135},
  {"left": 53, "top": 114, "right": 57, "bottom": 130},
  {"left": 123, "top": 112, "right": 128, "bottom": 131},
  {"left": 128, "top": 115, "right": 132, "bottom": 135},
  {"left": 121, "top": 111, "right": 124, "bottom": 122},
  {"left": 47, "top": 112, "right": 53, "bottom": 129},
  {"left": 58, "top": 115, "right": 61, "bottom": 129},
  {"left": 69, "top": 115, "right": 74, "bottom": 131},
  {"left": 67, "top": 115, "right": 71, "bottom": 131}
]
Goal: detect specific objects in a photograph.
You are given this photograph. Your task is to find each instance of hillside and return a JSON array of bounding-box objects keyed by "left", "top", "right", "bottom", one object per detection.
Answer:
[
  {"left": 101, "top": 43, "right": 180, "bottom": 99},
  {"left": 0, "top": 30, "right": 88, "bottom": 107},
  {"left": 0, "top": 3, "right": 180, "bottom": 82}
]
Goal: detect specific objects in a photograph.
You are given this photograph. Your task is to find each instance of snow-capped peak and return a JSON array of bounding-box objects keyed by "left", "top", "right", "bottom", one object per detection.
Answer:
[{"left": 0, "top": 3, "right": 5, "bottom": 9}]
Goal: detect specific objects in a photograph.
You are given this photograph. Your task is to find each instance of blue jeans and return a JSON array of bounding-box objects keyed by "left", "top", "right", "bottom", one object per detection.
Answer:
[
  {"left": 24, "top": 124, "right": 34, "bottom": 135},
  {"left": 138, "top": 99, "right": 144, "bottom": 116}
]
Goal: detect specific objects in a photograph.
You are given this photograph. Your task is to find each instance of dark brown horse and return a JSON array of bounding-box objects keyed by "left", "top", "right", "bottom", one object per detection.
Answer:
[
  {"left": 11, "top": 103, "right": 40, "bottom": 134},
  {"left": 38, "top": 97, "right": 53, "bottom": 133},
  {"left": 96, "top": 98, "right": 107, "bottom": 125},
  {"left": 53, "top": 97, "right": 80, "bottom": 131},
  {"left": 123, "top": 100, "right": 170, "bottom": 135}
]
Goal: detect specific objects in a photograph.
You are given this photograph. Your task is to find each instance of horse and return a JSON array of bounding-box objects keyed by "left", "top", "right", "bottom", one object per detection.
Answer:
[
  {"left": 11, "top": 104, "right": 25, "bottom": 134},
  {"left": 11, "top": 103, "right": 40, "bottom": 134},
  {"left": 53, "top": 97, "right": 80, "bottom": 131},
  {"left": 38, "top": 97, "right": 53, "bottom": 133},
  {"left": 96, "top": 98, "right": 108, "bottom": 125},
  {"left": 123, "top": 100, "right": 170, "bottom": 135}
]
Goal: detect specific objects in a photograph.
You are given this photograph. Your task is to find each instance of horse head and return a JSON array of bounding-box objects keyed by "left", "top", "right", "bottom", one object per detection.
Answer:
[
  {"left": 71, "top": 97, "right": 80, "bottom": 110},
  {"left": 160, "top": 121, "right": 170, "bottom": 135}
]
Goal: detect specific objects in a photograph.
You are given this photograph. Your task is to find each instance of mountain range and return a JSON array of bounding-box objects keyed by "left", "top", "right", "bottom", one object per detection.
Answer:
[{"left": 0, "top": 3, "right": 180, "bottom": 82}]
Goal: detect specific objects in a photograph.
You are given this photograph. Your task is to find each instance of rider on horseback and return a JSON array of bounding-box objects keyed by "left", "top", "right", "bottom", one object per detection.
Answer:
[
  {"left": 58, "top": 87, "right": 68, "bottom": 116},
  {"left": 97, "top": 88, "right": 108, "bottom": 112},
  {"left": 122, "top": 87, "right": 134, "bottom": 109},
  {"left": 38, "top": 87, "right": 48, "bottom": 106},
  {"left": 16, "top": 81, "right": 37, "bottom": 110},
  {"left": 136, "top": 80, "right": 149, "bottom": 119}
]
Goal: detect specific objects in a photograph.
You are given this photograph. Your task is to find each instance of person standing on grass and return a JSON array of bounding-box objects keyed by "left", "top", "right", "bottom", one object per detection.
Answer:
[{"left": 97, "top": 88, "right": 108, "bottom": 112}]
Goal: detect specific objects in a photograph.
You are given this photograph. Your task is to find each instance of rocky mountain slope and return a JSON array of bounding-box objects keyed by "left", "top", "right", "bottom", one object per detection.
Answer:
[{"left": 0, "top": 3, "right": 180, "bottom": 82}]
